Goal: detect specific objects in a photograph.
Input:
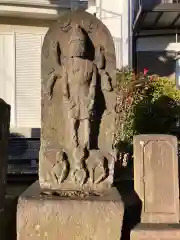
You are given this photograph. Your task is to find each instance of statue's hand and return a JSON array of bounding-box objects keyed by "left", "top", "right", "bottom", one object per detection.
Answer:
[
  {"left": 47, "top": 89, "right": 53, "bottom": 100},
  {"left": 46, "top": 73, "right": 59, "bottom": 100},
  {"left": 63, "top": 90, "right": 69, "bottom": 100},
  {"left": 85, "top": 98, "right": 95, "bottom": 117},
  {"left": 87, "top": 99, "right": 94, "bottom": 111},
  {"left": 64, "top": 97, "right": 76, "bottom": 110},
  {"left": 101, "top": 72, "right": 113, "bottom": 92}
]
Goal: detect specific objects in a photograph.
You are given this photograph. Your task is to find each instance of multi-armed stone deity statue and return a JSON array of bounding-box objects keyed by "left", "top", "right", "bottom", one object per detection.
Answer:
[{"left": 40, "top": 10, "right": 117, "bottom": 194}]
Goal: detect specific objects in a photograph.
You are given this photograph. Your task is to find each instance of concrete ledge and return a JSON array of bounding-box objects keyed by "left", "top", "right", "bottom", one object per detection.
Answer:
[
  {"left": 17, "top": 181, "right": 124, "bottom": 240},
  {"left": 0, "top": 5, "right": 68, "bottom": 20},
  {"left": 131, "top": 223, "right": 180, "bottom": 240}
]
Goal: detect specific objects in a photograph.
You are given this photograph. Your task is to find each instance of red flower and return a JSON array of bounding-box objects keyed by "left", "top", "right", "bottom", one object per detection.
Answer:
[{"left": 143, "top": 68, "right": 148, "bottom": 75}]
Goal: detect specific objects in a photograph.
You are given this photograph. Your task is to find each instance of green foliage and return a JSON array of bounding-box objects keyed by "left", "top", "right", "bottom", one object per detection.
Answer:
[{"left": 115, "top": 69, "right": 180, "bottom": 144}]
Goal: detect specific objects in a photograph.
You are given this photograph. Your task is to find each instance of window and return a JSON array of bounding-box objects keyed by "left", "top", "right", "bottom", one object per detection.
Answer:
[
  {"left": 0, "top": 30, "right": 46, "bottom": 129},
  {"left": 15, "top": 33, "right": 42, "bottom": 128}
]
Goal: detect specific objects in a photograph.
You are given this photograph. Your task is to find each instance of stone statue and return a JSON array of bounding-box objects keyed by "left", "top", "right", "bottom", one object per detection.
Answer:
[
  {"left": 17, "top": 12, "right": 124, "bottom": 240},
  {"left": 40, "top": 10, "right": 117, "bottom": 194},
  {"left": 61, "top": 24, "right": 97, "bottom": 151}
]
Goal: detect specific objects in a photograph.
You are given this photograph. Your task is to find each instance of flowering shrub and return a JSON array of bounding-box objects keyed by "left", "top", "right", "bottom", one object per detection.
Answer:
[{"left": 115, "top": 68, "right": 180, "bottom": 145}]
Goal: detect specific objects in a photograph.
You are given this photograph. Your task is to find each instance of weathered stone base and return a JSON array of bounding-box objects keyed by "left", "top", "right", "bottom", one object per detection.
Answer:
[
  {"left": 131, "top": 223, "right": 180, "bottom": 240},
  {"left": 17, "top": 181, "right": 124, "bottom": 240}
]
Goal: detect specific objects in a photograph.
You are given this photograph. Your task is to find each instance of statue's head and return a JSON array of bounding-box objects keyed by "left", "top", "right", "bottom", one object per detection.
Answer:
[{"left": 69, "top": 24, "right": 86, "bottom": 57}]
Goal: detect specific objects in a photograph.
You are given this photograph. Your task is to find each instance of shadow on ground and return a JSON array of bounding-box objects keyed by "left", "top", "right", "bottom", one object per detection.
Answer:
[
  {"left": 3, "top": 195, "right": 18, "bottom": 240},
  {"left": 116, "top": 181, "right": 142, "bottom": 240},
  {"left": 4, "top": 182, "right": 34, "bottom": 240}
]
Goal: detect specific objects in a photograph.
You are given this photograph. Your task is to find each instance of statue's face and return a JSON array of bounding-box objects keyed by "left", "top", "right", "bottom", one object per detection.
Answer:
[{"left": 69, "top": 40, "right": 85, "bottom": 57}]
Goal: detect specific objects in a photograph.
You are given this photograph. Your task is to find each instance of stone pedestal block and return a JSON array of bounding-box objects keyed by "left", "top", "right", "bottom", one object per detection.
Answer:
[
  {"left": 17, "top": 181, "right": 124, "bottom": 240},
  {"left": 131, "top": 223, "right": 180, "bottom": 240}
]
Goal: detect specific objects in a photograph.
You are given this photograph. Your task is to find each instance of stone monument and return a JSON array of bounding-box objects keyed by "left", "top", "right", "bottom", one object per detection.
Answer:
[
  {"left": 131, "top": 134, "right": 180, "bottom": 239},
  {"left": 0, "top": 99, "right": 10, "bottom": 237},
  {"left": 17, "top": 10, "right": 124, "bottom": 240}
]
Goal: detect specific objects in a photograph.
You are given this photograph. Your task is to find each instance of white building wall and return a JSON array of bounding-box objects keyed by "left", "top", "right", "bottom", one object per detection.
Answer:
[
  {"left": 0, "top": 0, "right": 64, "bottom": 6},
  {"left": 0, "top": 24, "right": 48, "bottom": 136},
  {"left": 0, "top": 33, "right": 15, "bottom": 126},
  {"left": 95, "top": 0, "right": 130, "bottom": 69},
  {"left": 0, "top": 0, "right": 87, "bottom": 8}
]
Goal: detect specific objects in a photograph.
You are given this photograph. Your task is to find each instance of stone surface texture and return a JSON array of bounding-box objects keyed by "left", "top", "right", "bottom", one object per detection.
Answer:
[
  {"left": 133, "top": 134, "right": 179, "bottom": 224},
  {"left": 17, "top": 181, "right": 124, "bottom": 240},
  {"left": 131, "top": 223, "right": 180, "bottom": 240},
  {"left": 0, "top": 99, "right": 10, "bottom": 211},
  {"left": 39, "top": 10, "right": 117, "bottom": 193}
]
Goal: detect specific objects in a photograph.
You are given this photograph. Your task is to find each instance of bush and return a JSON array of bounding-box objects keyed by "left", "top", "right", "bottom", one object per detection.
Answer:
[{"left": 115, "top": 68, "right": 180, "bottom": 146}]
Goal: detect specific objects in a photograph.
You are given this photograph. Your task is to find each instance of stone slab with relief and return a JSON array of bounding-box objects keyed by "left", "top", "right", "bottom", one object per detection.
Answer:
[
  {"left": 133, "top": 134, "right": 179, "bottom": 224},
  {"left": 39, "top": 9, "right": 117, "bottom": 193},
  {"left": 132, "top": 135, "right": 180, "bottom": 240}
]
